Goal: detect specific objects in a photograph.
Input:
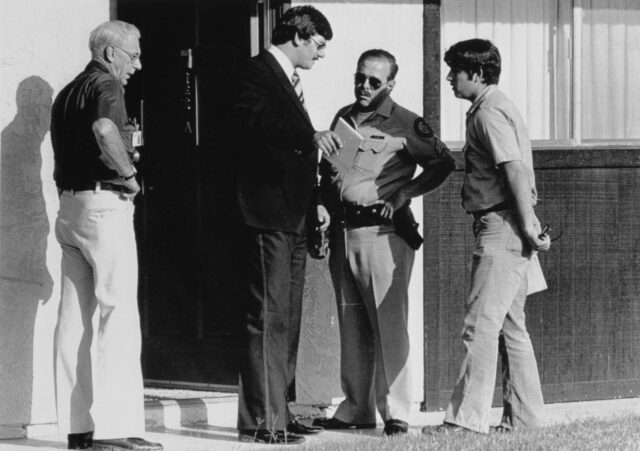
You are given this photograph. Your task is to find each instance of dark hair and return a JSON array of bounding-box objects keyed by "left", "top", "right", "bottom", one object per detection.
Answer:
[
  {"left": 357, "top": 49, "right": 399, "bottom": 80},
  {"left": 271, "top": 5, "right": 333, "bottom": 45},
  {"left": 444, "top": 39, "right": 501, "bottom": 85}
]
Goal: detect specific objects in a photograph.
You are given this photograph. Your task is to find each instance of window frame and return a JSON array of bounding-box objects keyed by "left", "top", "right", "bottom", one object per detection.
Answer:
[
  {"left": 442, "top": 0, "right": 640, "bottom": 150},
  {"left": 570, "top": 0, "right": 640, "bottom": 148}
]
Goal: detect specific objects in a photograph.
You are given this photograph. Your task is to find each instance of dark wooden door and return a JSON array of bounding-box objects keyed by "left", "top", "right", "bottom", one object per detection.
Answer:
[{"left": 117, "top": 0, "right": 285, "bottom": 389}]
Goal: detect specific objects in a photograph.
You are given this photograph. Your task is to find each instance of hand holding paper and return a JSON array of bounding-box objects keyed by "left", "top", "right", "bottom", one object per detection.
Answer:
[
  {"left": 324, "top": 118, "right": 363, "bottom": 172},
  {"left": 313, "top": 130, "right": 343, "bottom": 157}
]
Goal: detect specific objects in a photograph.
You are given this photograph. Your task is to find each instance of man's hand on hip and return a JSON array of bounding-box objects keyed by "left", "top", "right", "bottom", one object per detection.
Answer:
[{"left": 121, "top": 177, "right": 141, "bottom": 200}]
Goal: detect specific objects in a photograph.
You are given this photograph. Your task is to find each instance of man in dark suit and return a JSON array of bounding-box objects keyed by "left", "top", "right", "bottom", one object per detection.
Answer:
[{"left": 230, "top": 5, "right": 342, "bottom": 445}]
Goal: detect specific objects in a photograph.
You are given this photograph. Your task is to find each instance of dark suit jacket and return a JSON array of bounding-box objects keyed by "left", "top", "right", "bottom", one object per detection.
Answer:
[{"left": 231, "top": 50, "right": 318, "bottom": 233}]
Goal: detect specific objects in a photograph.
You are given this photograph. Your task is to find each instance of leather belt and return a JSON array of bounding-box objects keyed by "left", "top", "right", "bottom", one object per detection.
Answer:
[
  {"left": 62, "top": 181, "right": 133, "bottom": 195},
  {"left": 471, "top": 201, "right": 511, "bottom": 220},
  {"left": 343, "top": 204, "right": 391, "bottom": 228}
]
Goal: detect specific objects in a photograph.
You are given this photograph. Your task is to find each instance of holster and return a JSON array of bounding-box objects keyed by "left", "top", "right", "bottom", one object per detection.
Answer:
[
  {"left": 307, "top": 222, "right": 329, "bottom": 259},
  {"left": 393, "top": 204, "right": 423, "bottom": 250},
  {"left": 306, "top": 181, "right": 329, "bottom": 259}
]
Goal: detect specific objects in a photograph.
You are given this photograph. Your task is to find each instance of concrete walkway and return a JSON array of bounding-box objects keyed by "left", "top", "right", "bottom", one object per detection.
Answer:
[{"left": 1, "top": 396, "right": 639, "bottom": 450}]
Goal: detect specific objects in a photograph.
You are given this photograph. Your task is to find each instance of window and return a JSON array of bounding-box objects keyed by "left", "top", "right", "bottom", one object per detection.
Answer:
[{"left": 441, "top": 0, "right": 640, "bottom": 146}]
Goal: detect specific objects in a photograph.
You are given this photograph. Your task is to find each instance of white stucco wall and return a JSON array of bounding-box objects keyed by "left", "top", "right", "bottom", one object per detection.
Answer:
[
  {"left": 0, "top": 0, "right": 110, "bottom": 438},
  {"left": 0, "top": 0, "right": 428, "bottom": 436},
  {"left": 296, "top": 0, "right": 426, "bottom": 405}
]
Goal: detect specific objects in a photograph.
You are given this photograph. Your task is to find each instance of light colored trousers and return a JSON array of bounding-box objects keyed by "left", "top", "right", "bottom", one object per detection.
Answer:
[
  {"left": 54, "top": 190, "right": 145, "bottom": 439},
  {"left": 329, "top": 225, "right": 414, "bottom": 424},
  {"left": 445, "top": 211, "right": 544, "bottom": 433}
]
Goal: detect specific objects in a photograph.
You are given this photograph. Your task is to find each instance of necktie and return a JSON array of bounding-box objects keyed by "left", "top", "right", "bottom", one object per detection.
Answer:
[{"left": 291, "top": 71, "right": 307, "bottom": 111}]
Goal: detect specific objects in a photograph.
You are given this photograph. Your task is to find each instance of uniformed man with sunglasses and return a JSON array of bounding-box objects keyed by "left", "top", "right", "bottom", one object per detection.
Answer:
[{"left": 314, "top": 49, "right": 455, "bottom": 436}]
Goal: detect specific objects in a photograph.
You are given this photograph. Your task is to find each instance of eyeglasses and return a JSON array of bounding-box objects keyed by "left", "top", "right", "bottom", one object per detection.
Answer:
[
  {"left": 354, "top": 73, "right": 386, "bottom": 90},
  {"left": 114, "top": 46, "right": 141, "bottom": 63},
  {"left": 307, "top": 35, "right": 326, "bottom": 50}
]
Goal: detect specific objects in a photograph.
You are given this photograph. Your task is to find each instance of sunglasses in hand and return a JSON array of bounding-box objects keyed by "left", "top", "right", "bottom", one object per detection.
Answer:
[{"left": 538, "top": 223, "right": 562, "bottom": 242}]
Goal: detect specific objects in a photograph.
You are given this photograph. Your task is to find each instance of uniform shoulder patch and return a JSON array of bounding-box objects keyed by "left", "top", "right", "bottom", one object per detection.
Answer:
[{"left": 413, "top": 117, "right": 434, "bottom": 138}]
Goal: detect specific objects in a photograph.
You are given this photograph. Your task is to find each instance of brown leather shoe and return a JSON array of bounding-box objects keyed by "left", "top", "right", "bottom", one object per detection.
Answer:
[
  {"left": 238, "top": 429, "right": 305, "bottom": 445},
  {"left": 287, "top": 420, "right": 323, "bottom": 435},
  {"left": 68, "top": 431, "right": 93, "bottom": 449},
  {"left": 312, "top": 417, "right": 376, "bottom": 430},
  {"left": 92, "top": 437, "right": 163, "bottom": 450}
]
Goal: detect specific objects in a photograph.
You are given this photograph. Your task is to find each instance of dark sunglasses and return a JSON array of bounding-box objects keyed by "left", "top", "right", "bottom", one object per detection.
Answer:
[
  {"left": 539, "top": 224, "right": 563, "bottom": 242},
  {"left": 354, "top": 73, "right": 385, "bottom": 90}
]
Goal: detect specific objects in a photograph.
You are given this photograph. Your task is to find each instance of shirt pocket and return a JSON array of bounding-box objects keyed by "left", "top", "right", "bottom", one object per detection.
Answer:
[{"left": 354, "top": 139, "right": 388, "bottom": 172}]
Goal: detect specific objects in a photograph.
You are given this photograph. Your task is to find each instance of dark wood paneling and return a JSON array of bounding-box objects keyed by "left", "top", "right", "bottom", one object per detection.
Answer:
[
  {"left": 422, "top": 0, "right": 443, "bottom": 411},
  {"left": 423, "top": 148, "right": 640, "bottom": 410}
]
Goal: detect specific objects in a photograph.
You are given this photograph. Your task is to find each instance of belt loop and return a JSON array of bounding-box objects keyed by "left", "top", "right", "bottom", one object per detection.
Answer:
[{"left": 95, "top": 181, "right": 101, "bottom": 193}]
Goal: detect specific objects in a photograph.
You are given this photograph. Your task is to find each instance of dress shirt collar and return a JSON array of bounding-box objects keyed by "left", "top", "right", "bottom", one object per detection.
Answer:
[{"left": 268, "top": 45, "right": 296, "bottom": 82}]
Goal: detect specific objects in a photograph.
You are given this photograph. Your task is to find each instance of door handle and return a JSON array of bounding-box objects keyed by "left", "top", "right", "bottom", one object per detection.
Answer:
[{"left": 180, "top": 48, "right": 198, "bottom": 145}]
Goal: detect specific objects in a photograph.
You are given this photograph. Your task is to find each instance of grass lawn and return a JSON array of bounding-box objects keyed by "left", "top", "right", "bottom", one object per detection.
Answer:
[{"left": 301, "top": 415, "right": 640, "bottom": 451}]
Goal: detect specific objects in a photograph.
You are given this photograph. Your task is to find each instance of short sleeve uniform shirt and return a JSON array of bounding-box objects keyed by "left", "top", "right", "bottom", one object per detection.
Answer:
[
  {"left": 462, "top": 85, "right": 537, "bottom": 212},
  {"left": 325, "top": 96, "right": 447, "bottom": 206}
]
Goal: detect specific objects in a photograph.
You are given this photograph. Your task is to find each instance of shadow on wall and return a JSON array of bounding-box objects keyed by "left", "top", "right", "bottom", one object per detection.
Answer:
[{"left": 0, "top": 76, "right": 54, "bottom": 427}]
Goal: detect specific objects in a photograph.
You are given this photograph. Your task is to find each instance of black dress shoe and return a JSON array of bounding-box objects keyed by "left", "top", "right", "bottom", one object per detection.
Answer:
[
  {"left": 68, "top": 431, "right": 93, "bottom": 449},
  {"left": 383, "top": 419, "right": 408, "bottom": 436},
  {"left": 312, "top": 417, "right": 376, "bottom": 430},
  {"left": 287, "top": 420, "right": 323, "bottom": 435},
  {"left": 92, "top": 437, "right": 163, "bottom": 450},
  {"left": 238, "top": 429, "right": 305, "bottom": 445}
]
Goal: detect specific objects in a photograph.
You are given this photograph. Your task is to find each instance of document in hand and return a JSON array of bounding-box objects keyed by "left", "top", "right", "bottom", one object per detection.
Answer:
[
  {"left": 324, "top": 117, "right": 363, "bottom": 173},
  {"left": 526, "top": 253, "right": 547, "bottom": 295}
]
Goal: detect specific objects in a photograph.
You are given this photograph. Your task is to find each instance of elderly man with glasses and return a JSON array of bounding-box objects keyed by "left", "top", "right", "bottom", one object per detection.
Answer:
[
  {"left": 313, "top": 49, "right": 455, "bottom": 436},
  {"left": 50, "top": 20, "right": 161, "bottom": 450}
]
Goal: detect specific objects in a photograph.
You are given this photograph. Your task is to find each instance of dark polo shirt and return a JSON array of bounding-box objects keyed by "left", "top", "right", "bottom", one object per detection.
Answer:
[{"left": 51, "top": 61, "right": 129, "bottom": 189}]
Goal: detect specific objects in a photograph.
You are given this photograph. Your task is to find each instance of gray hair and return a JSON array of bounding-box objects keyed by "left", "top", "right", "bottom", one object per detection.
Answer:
[{"left": 89, "top": 20, "right": 140, "bottom": 59}]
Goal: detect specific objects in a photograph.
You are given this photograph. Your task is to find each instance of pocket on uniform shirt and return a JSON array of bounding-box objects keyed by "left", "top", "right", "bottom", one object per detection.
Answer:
[{"left": 354, "top": 139, "right": 387, "bottom": 172}]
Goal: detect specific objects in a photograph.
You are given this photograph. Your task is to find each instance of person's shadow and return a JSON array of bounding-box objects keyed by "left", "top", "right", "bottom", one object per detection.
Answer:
[{"left": 0, "top": 76, "right": 54, "bottom": 428}]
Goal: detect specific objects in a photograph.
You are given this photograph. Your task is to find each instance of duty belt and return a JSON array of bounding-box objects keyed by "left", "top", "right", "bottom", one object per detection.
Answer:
[
  {"left": 343, "top": 204, "right": 391, "bottom": 228},
  {"left": 61, "top": 181, "right": 133, "bottom": 195}
]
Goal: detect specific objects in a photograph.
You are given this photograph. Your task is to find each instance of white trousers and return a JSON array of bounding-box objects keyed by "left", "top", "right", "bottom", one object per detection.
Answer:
[{"left": 54, "top": 190, "right": 145, "bottom": 439}]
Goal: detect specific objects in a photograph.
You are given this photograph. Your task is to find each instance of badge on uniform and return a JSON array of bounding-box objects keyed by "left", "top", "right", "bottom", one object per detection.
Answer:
[
  {"left": 413, "top": 117, "right": 434, "bottom": 139},
  {"left": 129, "top": 117, "right": 143, "bottom": 147},
  {"left": 131, "top": 130, "right": 142, "bottom": 147}
]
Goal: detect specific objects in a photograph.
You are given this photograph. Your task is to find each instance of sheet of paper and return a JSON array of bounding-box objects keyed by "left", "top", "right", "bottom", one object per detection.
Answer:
[
  {"left": 324, "top": 117, "right": 363, "bottom": 173},
  {"left": 526, "top": 252, "right": 548, "bottom": 295}
]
